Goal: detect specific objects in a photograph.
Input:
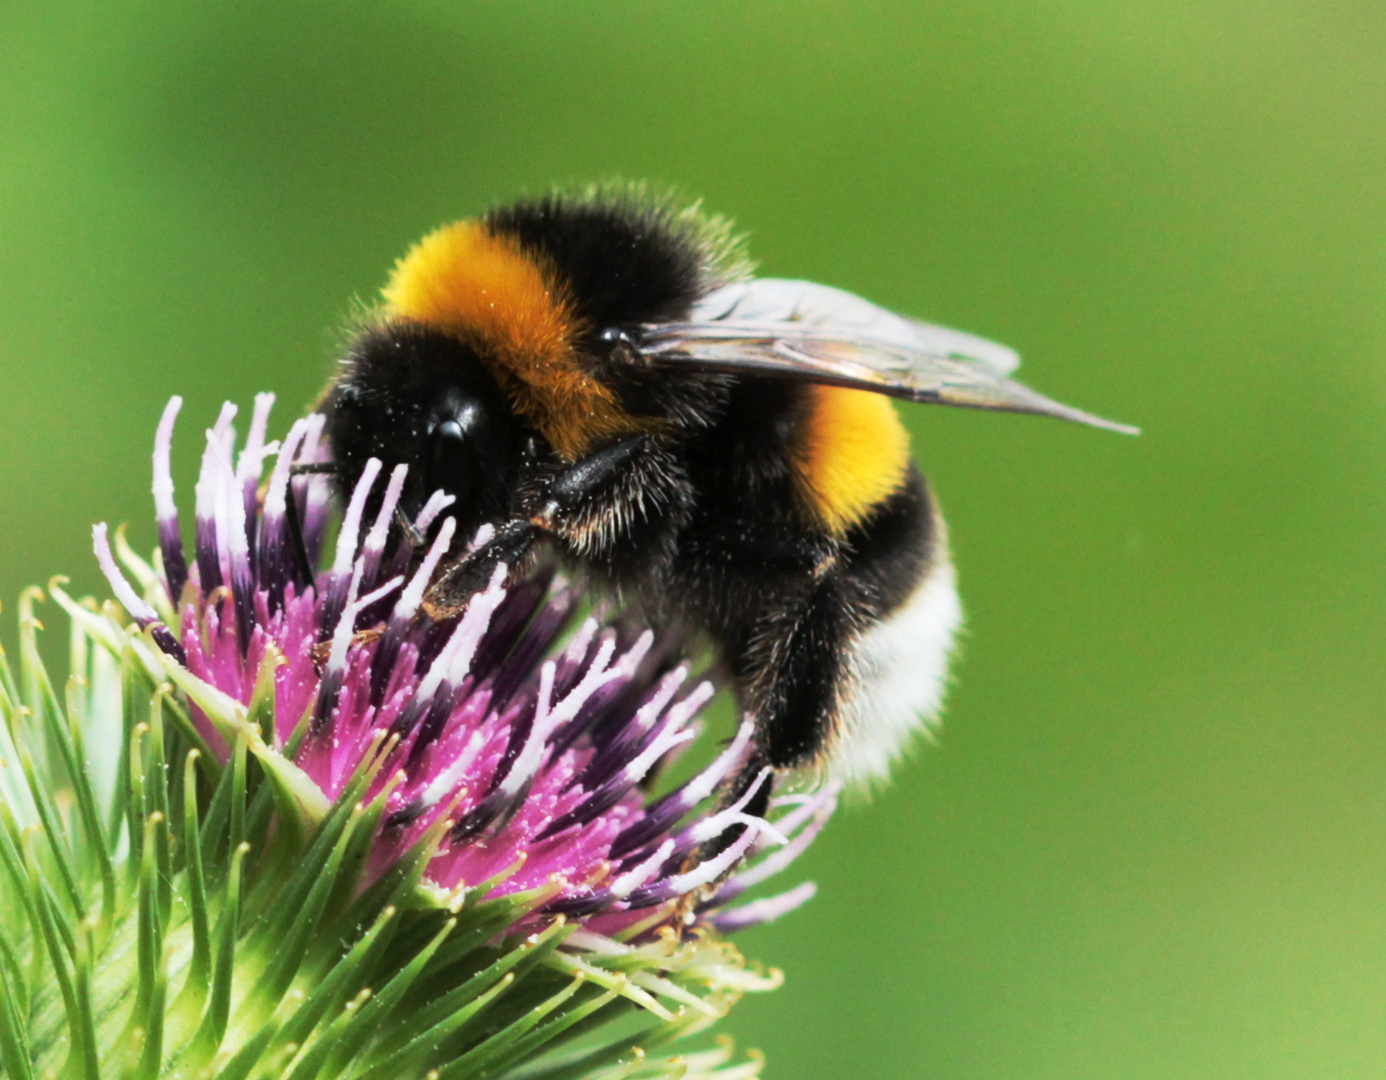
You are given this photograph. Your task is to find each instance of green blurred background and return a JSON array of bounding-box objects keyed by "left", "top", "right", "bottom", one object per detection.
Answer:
[{"left": 3, "top": 2, "right": 1384, "bottom": 1076}]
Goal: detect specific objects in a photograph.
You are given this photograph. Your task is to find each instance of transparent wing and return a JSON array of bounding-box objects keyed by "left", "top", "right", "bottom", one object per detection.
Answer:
[
  {"left": 688, "top": 279, "right": 1023, "bottom": 375},
  {"left": 638, "top": 279, "right": 1137, "bottom": 435}
]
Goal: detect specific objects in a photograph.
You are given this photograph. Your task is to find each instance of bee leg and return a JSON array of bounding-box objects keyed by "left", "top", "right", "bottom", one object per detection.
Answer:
[
  {"left": 745, "top": 574, "right": 856, "bottom": 775},
  {"left": 720, "top": 746, "right": 774, "bottom": 820},
  {"left": 282, "top": 462, "right": 339, "bottom": 583},
  {"left": 419, "top": 438, "right": 667, "bottom": 620},
  {"left": 679, "top": 523, "right": 847, "bottom": 776},
  {"left": 281, "top": 476, "right": 315, "bottom": 585},
  {"left": 528, "top": 434, "right": 651, "bottom": 526},
  {"left": 420, "top": 519, "right": 540, "bottom": 620},
  {"left": 393, "top": 504, "right": 426, "bottom": 549}
]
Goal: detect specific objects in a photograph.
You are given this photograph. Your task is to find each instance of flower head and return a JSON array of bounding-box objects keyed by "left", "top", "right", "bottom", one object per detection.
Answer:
[
  {"left": 119, "top": 394, "right": 833, "bottom": 929},
  {"left": 0, "top": 394, "right": 836, "bottom": 1079}
]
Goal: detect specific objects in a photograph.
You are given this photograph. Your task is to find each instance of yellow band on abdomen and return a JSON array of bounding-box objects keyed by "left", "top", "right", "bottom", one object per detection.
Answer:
[{"left": 793, "top": 385, "right": 911, "bottom": 536}]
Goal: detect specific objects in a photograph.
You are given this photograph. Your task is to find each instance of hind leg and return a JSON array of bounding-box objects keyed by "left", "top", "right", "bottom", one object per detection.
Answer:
[
  {"left": 718, "top": 468, "right": 941, "bottom": 790},
  {"left": 741, "top": 572, "right": 860, "bottom": 776}
]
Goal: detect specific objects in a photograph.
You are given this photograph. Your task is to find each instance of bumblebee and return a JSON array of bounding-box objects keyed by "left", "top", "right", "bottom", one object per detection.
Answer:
[{"left": 323, "top": 186, "right": 1133, "bottom": 792}]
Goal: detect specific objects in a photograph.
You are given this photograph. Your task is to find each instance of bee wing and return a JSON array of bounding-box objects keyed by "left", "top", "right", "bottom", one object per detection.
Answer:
[
  {"left": 688, "top": 279, "right": 1024, "bottom": 375},
  {"left": 638, "top": 279, "right": 1138, "bottom": 435}
]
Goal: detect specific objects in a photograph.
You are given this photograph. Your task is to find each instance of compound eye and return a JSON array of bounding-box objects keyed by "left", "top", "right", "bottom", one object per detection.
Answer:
[{"left": 427, "top": 417, "right": 474, "bottom": 504}]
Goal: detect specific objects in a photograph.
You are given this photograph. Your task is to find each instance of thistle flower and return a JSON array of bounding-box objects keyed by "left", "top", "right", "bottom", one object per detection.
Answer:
[{"left": 0, "top": 395, "right": 835, "bottom": 1080}]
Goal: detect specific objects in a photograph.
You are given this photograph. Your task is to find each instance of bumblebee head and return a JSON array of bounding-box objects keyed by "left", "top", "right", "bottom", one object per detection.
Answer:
[
  {"left": 324, "top": 191, "right": 745, "bottom": 529},
  {"left": 324, "top": 320, "right": 526, "bottom": 540}
]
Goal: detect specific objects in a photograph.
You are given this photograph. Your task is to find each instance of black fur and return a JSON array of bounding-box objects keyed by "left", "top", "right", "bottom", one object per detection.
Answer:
[
  {"left": 488, "top": 189, "right": 737, "bottom": 434},
  {"left": 325, "top": 191, "right": 934, "bottom": 775},
  {"left": 485, "top": 189, "right": 720, "bottom": 342}
]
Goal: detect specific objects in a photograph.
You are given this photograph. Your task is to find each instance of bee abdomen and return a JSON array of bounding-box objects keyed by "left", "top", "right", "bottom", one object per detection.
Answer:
[
  {"left": 830, "top": 554, "right": 962, "bottom": 787},
  {"left": 826, "top": 467, "right": 960, "bottom": 787}
]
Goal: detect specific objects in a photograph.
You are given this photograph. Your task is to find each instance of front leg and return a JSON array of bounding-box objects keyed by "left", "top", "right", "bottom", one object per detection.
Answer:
[
  {"left": 422, "top": 519, "right": 541, "bottom": 620},
  {"left": 529, "top": 433, "right": 690, "bottom": 568},
  {"left": 422, "top": 434, "right": 689, "bottom": 618}
]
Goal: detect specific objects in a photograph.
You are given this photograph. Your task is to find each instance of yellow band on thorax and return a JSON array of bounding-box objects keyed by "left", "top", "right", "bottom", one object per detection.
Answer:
[{"left": 382, "top": 219, "right": 642, "bottom": 459}]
